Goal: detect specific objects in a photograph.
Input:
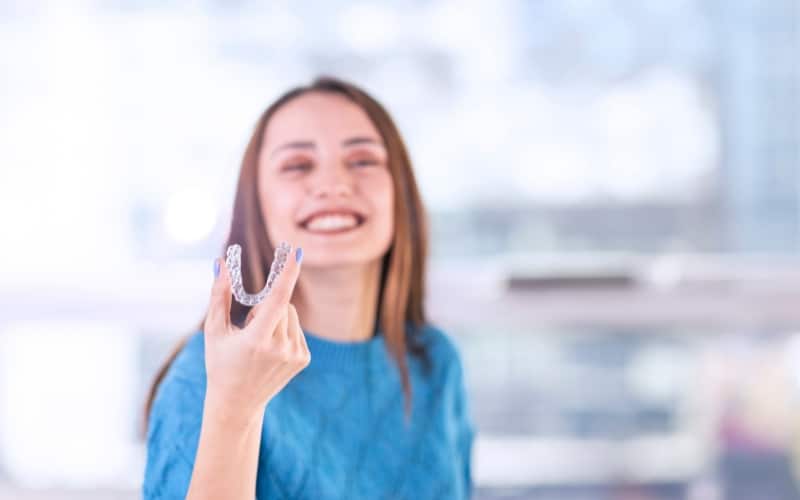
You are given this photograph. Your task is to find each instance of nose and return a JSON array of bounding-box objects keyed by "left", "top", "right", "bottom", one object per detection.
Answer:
[{"left": 310, "top": 165, "right": 353, "bottom": 198}]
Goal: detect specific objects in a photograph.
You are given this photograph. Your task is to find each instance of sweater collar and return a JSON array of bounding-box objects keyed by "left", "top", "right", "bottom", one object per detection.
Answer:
[{"left": 302, "top": 328, "right": 386, "bottom": 370}]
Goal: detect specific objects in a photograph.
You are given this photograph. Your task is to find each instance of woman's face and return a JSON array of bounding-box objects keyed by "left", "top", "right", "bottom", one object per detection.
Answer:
[{"left": 258, "top": 92, "right": 395, "bottom": 269}]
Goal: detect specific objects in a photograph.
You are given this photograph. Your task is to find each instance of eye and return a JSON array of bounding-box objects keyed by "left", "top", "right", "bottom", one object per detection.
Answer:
[
  {"left": 282, "top": 161, "right": 312, "bottom": 172},
  {"left": 348, "top": 158, "right": 379, "bottom": 168}
]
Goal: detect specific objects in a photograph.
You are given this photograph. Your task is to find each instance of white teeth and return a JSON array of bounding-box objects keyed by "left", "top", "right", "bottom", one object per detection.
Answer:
[{"left": 305, "top": 214, "right": 359, "bottom": 232}]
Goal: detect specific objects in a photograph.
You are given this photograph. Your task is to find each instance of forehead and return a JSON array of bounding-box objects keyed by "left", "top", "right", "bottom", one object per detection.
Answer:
[{"left": 263, "top": 91, "right": 382, "bottom": 148}]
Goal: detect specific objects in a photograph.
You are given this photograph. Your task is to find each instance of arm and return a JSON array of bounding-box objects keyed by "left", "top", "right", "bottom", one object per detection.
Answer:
[
  {"left": 185, "top": 248, "right": 307, "bottom": 499},
  {"left": 186, "top": 396, "right": 265, "bottom": 500},
  {"left": 143, "top": 373, "right": 203, "bottom": 500},
  {"left": 453, "top": 355, "right": 476, "bottom": 499},
  {"left": 143, "top": 368, "right": 267, "bottom": 500},
  {"left": 144, "top": 247, "right": 308, "bottom": 499}
]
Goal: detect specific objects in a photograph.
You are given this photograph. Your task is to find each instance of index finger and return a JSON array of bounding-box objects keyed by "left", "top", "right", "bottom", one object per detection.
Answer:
[
  {"left": 204, "top": 257, "right": 232, "bottom": 336},
  {"left": 247, "top": 243, "right": 303, "bottom": 335}
]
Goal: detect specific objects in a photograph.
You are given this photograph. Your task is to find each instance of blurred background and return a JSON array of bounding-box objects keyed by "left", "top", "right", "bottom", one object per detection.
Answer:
[{"left": 0, "top": 0, "right": 799, "bottom": 499}]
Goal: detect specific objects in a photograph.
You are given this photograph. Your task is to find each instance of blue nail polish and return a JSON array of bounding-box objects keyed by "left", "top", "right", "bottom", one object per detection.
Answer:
[
  {"left": 296, "top": 247, "right": 303, "bottom": 263},
  {"left": 214, "top": 259, "right": 220, "bottom": 277}
]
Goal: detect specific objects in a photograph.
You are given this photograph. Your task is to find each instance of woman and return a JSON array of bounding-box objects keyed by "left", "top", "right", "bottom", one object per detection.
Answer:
[{"left": 143, "top": 77, "right": 475, "bottom": 499}]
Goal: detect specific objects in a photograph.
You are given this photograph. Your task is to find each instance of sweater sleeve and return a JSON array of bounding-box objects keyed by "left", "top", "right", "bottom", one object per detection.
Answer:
[
  {"left": 142, "top": 338, "right": 206, "bottom": 499},
  {"left": 453, "top": 352, "right": 476, "bottom": 499}
]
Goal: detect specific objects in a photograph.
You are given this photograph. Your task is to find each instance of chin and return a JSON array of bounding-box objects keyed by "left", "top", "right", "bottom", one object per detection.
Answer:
[{"left": 299, "top": 247, "right": 389, "bottom": 270}]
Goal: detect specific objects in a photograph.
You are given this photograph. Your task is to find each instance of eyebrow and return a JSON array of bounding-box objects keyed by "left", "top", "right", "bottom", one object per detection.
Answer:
[
  {"left": 342, "top": 137, "right": 381, "bottom": 147},
  {"left": 269, "top": 136, "right": 383, "bottom": 159}
]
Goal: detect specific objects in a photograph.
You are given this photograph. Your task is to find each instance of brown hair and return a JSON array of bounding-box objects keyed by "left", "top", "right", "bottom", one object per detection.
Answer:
[{"left": 143, "top": 76, "right": 430, "bottom": 433}]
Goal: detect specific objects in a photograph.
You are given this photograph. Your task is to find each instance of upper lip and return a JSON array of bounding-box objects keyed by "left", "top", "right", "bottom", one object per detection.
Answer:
[{"left": 299, "top": 207, "right": 366, "bottom": 227}]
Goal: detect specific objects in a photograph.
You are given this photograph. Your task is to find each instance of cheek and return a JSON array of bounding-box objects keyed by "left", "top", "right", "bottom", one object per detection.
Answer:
[
  {"left": 367, "top": 174, "right": 395, "bottom": 231},
  {"left": 259, "top": 183, "right": 300, "bottom": 231}
]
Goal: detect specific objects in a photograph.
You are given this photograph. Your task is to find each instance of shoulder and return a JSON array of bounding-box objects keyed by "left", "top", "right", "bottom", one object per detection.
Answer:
[
  {"left": 143, "top": 331, "right": 206, "bottom": 498},
  {"left": 415, "top": 324, "right": 473, "bottom": 430},
  {"left": 148, "top": 331, "right": 207, "bottom": 425},
  {"left": 167, "top": 330, "right": 207, "bottom": 384},
  {"left": 418, "top": 323, "right": 462, "bottom": 361},
  {"left": 415, "top": 323, "right": 467, "bottom": 378}
]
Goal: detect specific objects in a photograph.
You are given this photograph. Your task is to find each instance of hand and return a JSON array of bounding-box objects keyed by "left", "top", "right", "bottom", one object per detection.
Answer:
[{"left": 202, "top": 244, "right": 309, "bottom": 420}]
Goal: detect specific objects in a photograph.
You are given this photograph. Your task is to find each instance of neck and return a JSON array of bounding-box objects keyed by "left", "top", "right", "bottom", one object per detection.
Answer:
[{"left": 293, "top": 259, "right": 382, "bottom": 343}]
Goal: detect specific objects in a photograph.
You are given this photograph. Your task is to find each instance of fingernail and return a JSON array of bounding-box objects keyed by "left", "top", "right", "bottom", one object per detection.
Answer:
[
  {"left": 214, "top": 259, "right": 220, "bottom": 278},
  {"left": 296, "top": 247, "right": 303, "bottom": 263}
]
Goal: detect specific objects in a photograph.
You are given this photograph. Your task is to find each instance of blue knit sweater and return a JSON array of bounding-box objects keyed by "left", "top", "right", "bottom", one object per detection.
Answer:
[{"left": 143, "top": 324, "right": 475, "bottom": 499}]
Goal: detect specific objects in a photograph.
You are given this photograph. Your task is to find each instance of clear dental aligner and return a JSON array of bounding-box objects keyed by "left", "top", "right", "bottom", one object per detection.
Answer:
[{"left": 225, "top": 242, "right": 292, "bottom": 306}]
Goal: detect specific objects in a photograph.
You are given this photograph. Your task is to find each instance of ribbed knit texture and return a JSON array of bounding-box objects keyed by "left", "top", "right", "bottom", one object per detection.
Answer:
[{"left": 143, "top": 323, "right": 475, "bottom": 499}]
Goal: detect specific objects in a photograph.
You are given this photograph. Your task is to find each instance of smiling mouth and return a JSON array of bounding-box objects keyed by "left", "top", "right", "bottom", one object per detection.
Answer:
[{"left": 299, "top": 213, "right": 366, "bottom": 235}]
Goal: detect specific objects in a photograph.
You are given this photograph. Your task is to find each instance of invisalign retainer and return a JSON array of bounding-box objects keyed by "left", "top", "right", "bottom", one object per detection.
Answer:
[{"left": 225, "top": 241, "right": 292, "bottom": 306}]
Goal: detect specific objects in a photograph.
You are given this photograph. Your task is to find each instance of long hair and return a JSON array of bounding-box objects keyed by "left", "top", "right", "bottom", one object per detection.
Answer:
[{"left": 143, "top": 76, "right": 430, "bottom": 432}]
